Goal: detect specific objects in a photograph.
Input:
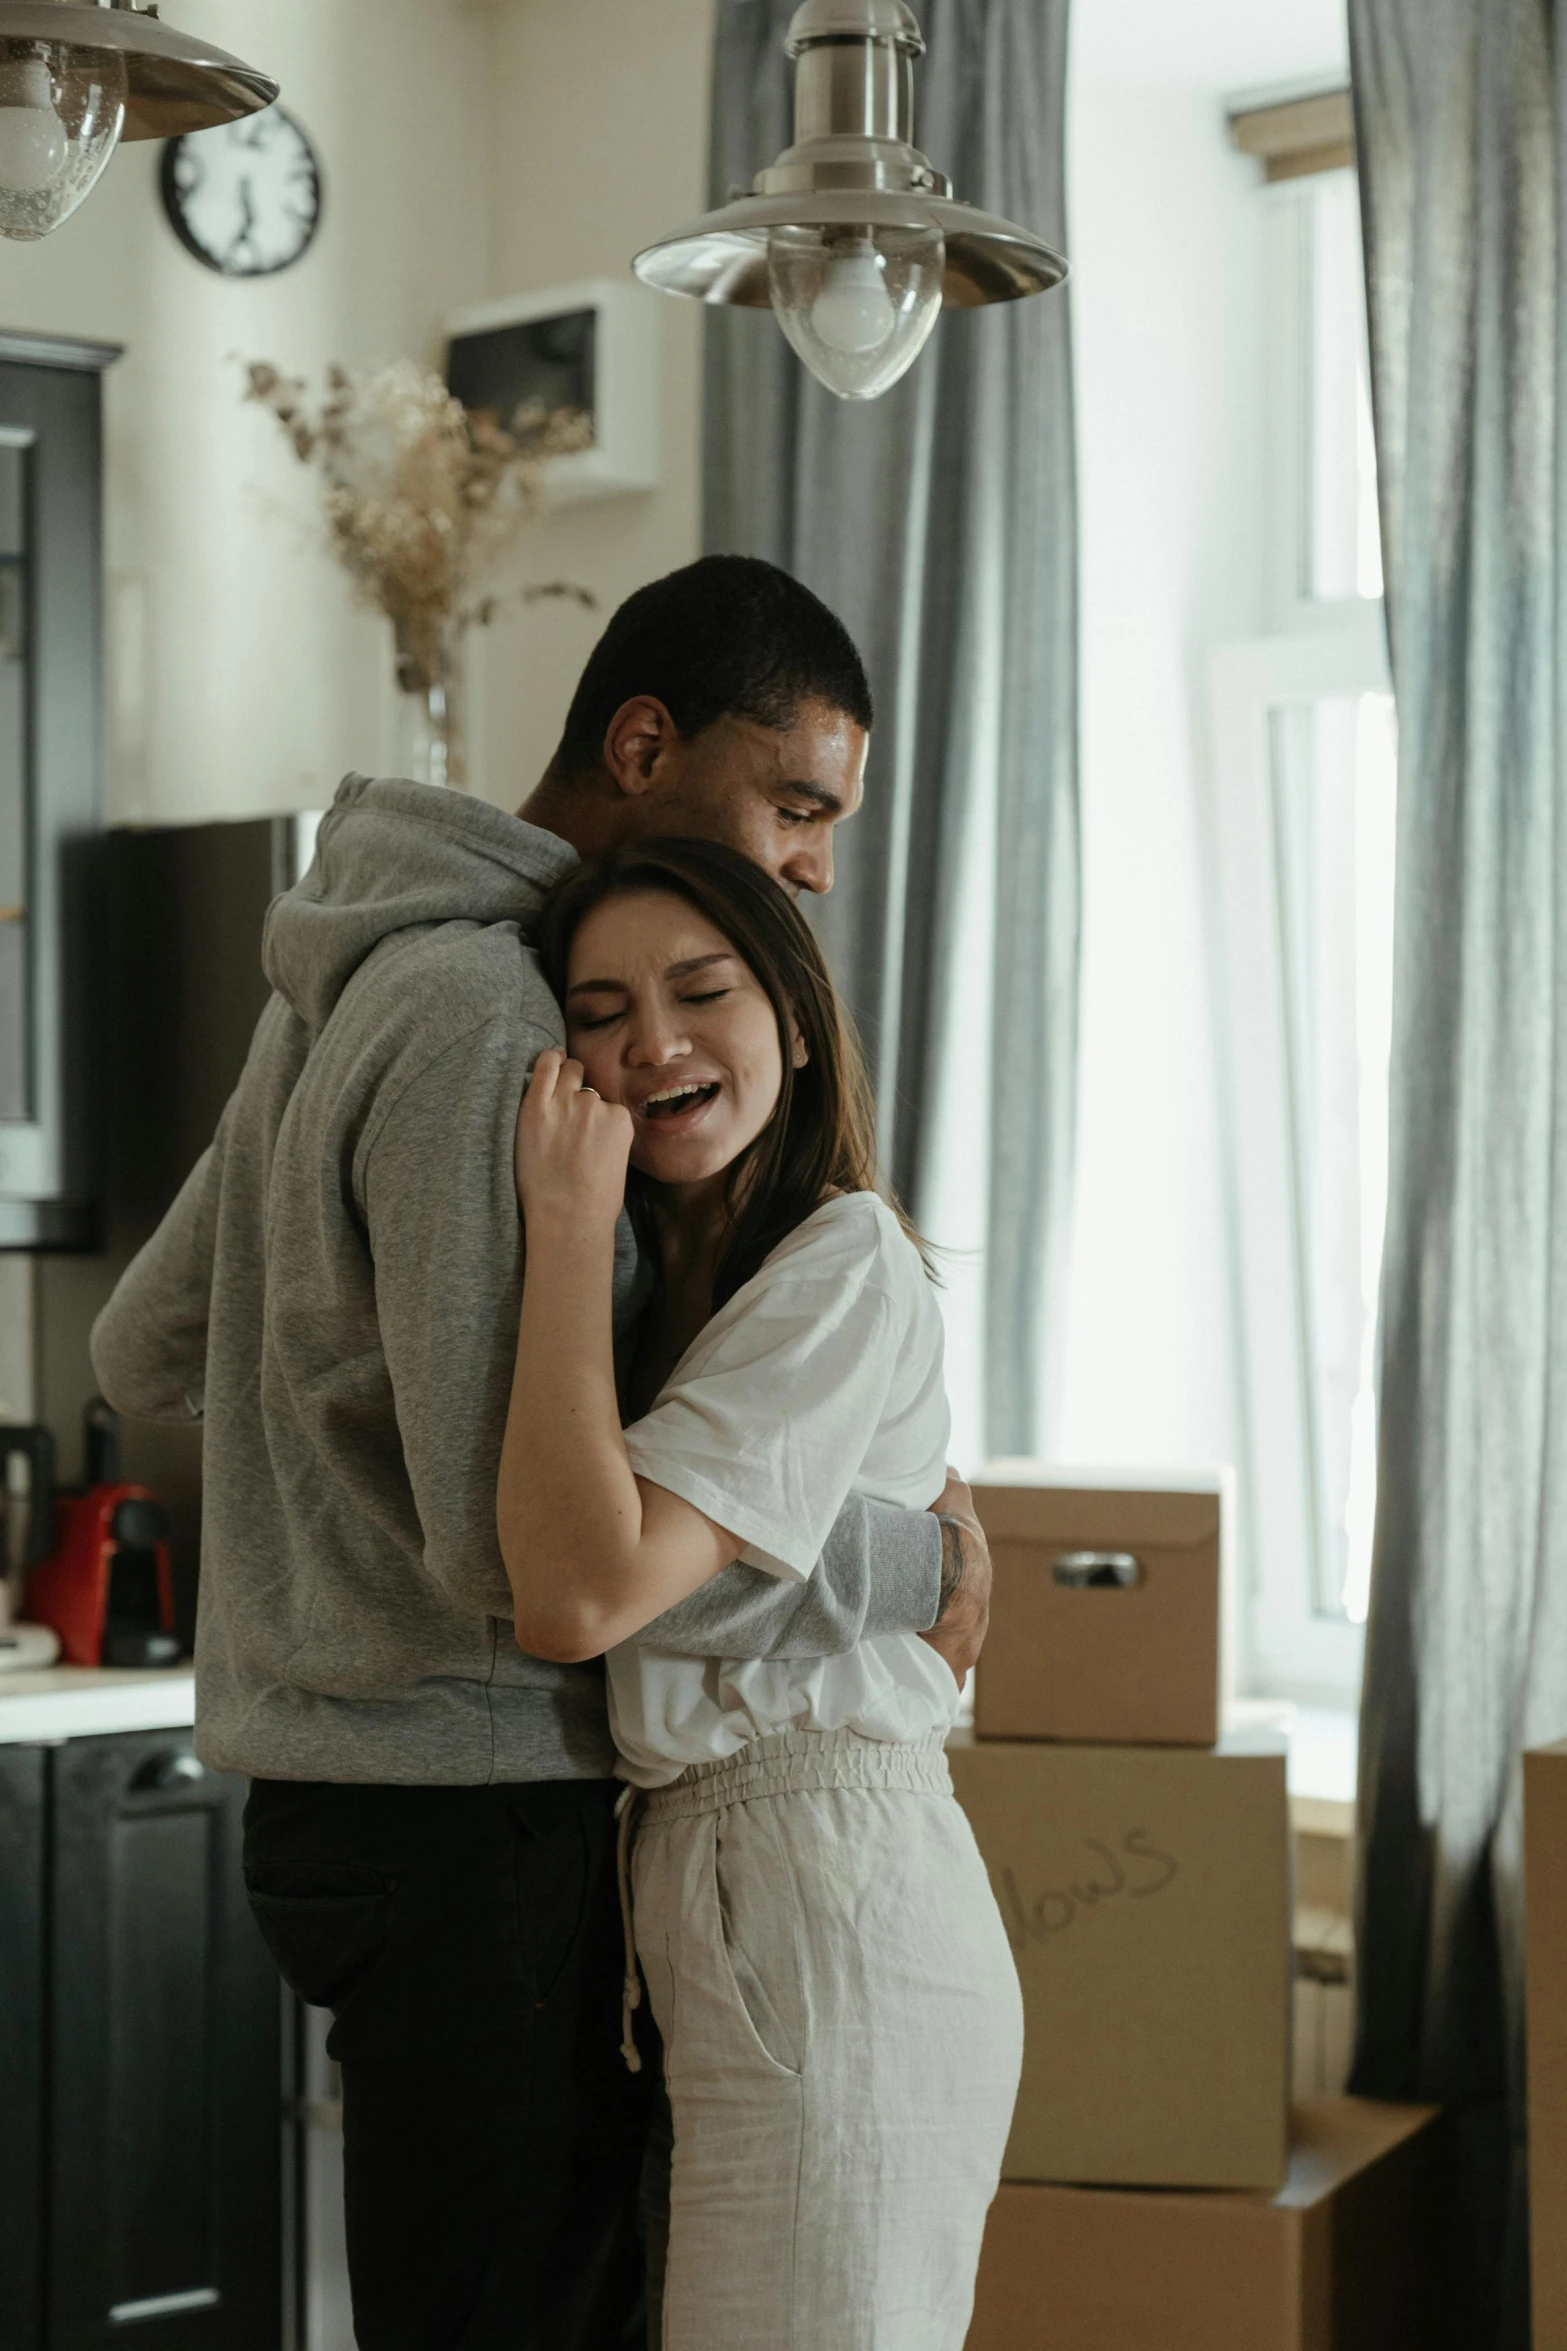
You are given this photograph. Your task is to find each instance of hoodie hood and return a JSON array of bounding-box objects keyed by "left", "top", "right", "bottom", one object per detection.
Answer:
[{"left": 263, "top": 773, "right": 578, "bottom": 1032}]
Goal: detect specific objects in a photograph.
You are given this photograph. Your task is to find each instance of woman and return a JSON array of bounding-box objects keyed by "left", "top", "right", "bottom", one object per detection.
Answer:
[{"left": 497, "top": 838, "right": 1021, "bottom": 2351}]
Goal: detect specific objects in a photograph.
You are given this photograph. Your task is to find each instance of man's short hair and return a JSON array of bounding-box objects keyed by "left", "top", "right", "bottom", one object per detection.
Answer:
[{"left": 547, "top": 554, "right": 874, "bottom": 782}]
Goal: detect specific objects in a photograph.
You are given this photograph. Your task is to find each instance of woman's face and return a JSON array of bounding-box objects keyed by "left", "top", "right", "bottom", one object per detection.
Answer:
[{"left": 563, "top": 889, "right": 796, "bottom": 1189}]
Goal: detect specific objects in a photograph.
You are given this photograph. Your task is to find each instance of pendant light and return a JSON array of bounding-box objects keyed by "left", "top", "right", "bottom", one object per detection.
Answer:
[
  {"left": 0, "top": 0, "right": 275, "bottom": 241},
  {"left": 633, "top": 0, "right": 1067, "bottom": 402}
]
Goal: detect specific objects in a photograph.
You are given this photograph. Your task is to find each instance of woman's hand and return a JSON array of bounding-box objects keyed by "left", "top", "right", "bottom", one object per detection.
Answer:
[
  {"left": 502, "top": 1048, "right": 728, "bottom": 1662},
  {"left": 515, "top": 1048, "right": 633, "bottom": 1234}
]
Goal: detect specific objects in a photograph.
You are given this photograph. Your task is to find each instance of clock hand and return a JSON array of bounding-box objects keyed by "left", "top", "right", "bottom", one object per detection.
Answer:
[{"left": 227, "top": 178, "right": 259, "bottom": 268}]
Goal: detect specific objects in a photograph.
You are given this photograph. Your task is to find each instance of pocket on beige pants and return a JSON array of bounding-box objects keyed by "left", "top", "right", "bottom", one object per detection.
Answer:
[{"left": 632, "top": 1786, "right": 1022, "bottom": 2351}]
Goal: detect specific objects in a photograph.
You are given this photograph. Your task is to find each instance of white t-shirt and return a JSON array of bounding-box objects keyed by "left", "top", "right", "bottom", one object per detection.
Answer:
[{"left": 607, "top": 1191, "right": 958, "bottom": 1789}]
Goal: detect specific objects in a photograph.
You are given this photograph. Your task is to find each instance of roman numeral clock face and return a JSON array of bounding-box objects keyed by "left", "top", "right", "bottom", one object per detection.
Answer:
[{"left": 161, "top": 105, "right": 323, "bottom": 278}]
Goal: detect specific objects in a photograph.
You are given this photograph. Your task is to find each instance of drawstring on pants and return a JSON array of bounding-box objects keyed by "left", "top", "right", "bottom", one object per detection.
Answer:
[{"left": 614, "top": 1784, "right": 644, "bottom": 2074}]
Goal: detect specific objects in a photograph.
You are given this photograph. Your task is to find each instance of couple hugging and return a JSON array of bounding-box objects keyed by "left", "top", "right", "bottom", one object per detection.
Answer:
[{"left": 93, "top": 556, "right": 1023, "bottom": 2351}]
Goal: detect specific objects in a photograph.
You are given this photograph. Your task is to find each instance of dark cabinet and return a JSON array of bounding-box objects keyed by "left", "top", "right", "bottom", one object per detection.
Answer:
[
  {"left": 0, "top": 1745, "right": 46, "bottom": 2343},
  {"left": 35, "top": 816, "right": 311, "bottom": 1609},
  {"left": 0, "top": 1731, "right": 282, "bottom": 2351},
  {"left": 0, "top": 330, "right": 119, "bottom": 1249}
]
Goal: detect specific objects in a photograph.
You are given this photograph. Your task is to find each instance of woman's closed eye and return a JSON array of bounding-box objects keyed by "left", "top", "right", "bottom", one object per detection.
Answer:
[{"left": 572, "top": 987, "right": 728, "bottom": 1035}]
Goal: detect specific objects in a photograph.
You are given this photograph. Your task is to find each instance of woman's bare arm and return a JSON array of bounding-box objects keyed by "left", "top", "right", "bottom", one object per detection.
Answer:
[{"left": 496, "top": 1049, "right": 738, "bottom": 1662}]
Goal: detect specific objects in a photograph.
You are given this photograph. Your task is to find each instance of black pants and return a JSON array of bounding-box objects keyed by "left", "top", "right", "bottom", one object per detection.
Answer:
[{"left": 243, "top": 1776, "right": 652, "bottom": 2351}]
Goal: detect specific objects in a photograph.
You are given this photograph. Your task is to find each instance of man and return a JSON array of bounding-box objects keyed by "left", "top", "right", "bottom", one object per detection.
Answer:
[{"left": 91, "top": 555, "right": 991, "bottom": 2350}]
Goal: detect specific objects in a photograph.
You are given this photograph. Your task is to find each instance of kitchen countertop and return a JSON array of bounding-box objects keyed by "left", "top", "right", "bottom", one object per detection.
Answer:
[
  {"left": 0, "top": 1663, "right": 196, "bottom": 1744},
  {"left": 0, "top": 1671, "right": 1358, "bottom": 1821}
]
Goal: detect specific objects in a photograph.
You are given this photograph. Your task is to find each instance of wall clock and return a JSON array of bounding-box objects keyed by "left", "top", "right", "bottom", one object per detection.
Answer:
[{"left": 161, "top": 105, "right": 323, "bottom": 279}]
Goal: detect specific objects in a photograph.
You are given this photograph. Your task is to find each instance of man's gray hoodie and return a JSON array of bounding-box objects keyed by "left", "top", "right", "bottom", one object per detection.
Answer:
[{"left": 91, "top": 775, "right": 942, "bottom": 1784}]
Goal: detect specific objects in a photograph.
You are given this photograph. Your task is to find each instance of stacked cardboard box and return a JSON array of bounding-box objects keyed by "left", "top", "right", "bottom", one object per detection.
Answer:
[
  {"left": 948, "top": 1726, "right": 1292, "bottom": 2188},
  {"left": 955, "top": 1466, "right": 1439, "bottom": 2345},
  {"left": 971, "top": 1470, "right": 1235, "bottom": 1748},
  {"left": 1291, "top": 1796, "right": 1355, "bottom": 2099},
  {"left": 1525, "top": 1740, "right": 1567, "bottom": 2346},
  {"left": 966, "top": 2099, "right": 1443, "bottom": 2351}
]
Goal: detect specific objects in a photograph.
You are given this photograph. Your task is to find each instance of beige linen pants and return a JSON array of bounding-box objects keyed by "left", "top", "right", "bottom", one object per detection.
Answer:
[{"left": 630, "top": 1728, "right": 1024, "bottom": 2351}]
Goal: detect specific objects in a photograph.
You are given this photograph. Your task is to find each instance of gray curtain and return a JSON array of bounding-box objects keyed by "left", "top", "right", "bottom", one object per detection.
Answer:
[
  {"left": 1349, "top": 3, "right": 1566, "bottom": 2340},
  {"left": 703, "top": 0, "right": 1078, "bottom": 1455}
]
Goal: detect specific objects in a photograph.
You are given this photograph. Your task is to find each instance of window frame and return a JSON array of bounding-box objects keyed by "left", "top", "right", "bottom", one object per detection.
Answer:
[{"left": 1208, "top": 167, "right": 1390, "bottom": 1707}]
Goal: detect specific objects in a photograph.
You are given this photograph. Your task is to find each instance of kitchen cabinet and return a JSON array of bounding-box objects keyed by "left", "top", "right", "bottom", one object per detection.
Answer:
[
  {"left": 0, "top": 1728, "right": 282, "bottom": 2351},
  {"left": 0, "top": 1744, "right": 46, "bottom": 2342},
  {"left": 0, "top": 332, "right": 119, "bottom": 1250},
  {"left": 35, "top": 814, "right": 316, "bottom": 1601}
]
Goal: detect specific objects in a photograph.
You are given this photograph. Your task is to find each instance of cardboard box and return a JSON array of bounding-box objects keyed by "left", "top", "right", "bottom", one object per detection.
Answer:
[
  {"left": 972, "top": 1465, "right": 1233, "bottom": 1746},
  {"left": 965, "top": 2098, "right": 1443, "bottom": 2351},
  {"left": 1526, "top": 1741, "right": 1567, "bottom": 2347},
  {"left": 949, "top": 1729, "right": 1291, "bottom": 2189},
  {"left": 1292, "top": 1915, "right": 1354, "bottom": 2103}
]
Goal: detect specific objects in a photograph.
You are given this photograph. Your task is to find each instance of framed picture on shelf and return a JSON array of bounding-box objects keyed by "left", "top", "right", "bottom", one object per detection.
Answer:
[{"left": 445, "top": 278, "right": 661, "bottom": 505}]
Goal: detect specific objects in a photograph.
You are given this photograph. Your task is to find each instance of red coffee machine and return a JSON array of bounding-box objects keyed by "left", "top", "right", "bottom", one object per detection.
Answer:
[{"left": 27, "top": 1399, "right": 180, "bottom": 1669}]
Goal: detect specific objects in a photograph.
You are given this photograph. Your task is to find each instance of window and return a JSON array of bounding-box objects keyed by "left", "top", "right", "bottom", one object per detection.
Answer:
[
  {"left": 1268, "top": 691, "right": 1395, "bottom": 1627},
  {"left": 1210, "top": 162, "right": 1392, "bottom": 1704}
]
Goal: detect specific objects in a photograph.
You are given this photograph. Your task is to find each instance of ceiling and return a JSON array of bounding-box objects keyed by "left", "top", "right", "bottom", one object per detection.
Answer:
[{"left": 1071, "top": 0, "right": 1349, "bottom": 95}]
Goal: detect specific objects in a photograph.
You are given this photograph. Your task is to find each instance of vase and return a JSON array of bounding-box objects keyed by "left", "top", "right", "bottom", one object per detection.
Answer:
[{"left": 391, "top": 611, "right": 468, "bottom": 792}]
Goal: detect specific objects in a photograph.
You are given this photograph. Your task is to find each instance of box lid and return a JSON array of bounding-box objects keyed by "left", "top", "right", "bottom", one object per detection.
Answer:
[
  {"left": 1272, "top": 2099, "right": 1440, "bottom": 2209},
  {"left": 979, "top": 1460, "right": 1229, "bottom": 1494},
  {"left": 946, "top": 1723, "right": 1287, "bottom": 1763},
  {"left": 974, "top": 1481, "right": 1222, "bottom": 1549}
]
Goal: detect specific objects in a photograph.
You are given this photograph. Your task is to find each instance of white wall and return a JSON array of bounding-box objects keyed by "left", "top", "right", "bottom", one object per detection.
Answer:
[
  {"left": 0, "top": 0, "right": 716, "bottom": 825},
  {"left": 470, "top": 0, "right": 713, "bottom": 812},
  {"left": 1071, "top": 0, "right": 1346, "bottom": 93},
  {"left": 0, "top": 0, "right": 497, "bottom": 825}
]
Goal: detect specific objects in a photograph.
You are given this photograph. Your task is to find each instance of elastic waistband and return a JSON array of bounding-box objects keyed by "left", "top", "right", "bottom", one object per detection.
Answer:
[{"left": 637, "top": 1727, "right": 953, "bottom": 1823}]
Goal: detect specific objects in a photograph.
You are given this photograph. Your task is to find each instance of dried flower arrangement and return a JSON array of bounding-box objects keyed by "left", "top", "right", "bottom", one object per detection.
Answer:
[{"left": 245, "top": 357, "right": 594, "bottom": 788}]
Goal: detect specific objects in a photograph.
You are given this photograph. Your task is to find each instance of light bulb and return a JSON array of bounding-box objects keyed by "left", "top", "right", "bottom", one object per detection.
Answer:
[
  {"left": 810, "top": 245, "right": 897, "bottom": 357},
  {"left": 767, "top": 223, "right": 945, "bottom": 401},
  {"left": 0, "top": 41, "right": 127, "bottom": 242},
  {"left": 0, "top": 57, "right": 67, "bottom": 193}
]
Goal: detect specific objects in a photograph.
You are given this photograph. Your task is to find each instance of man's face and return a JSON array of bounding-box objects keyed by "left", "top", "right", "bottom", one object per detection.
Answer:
[{"left": 641, "top": 698, "right": 867, "bottom": 898}]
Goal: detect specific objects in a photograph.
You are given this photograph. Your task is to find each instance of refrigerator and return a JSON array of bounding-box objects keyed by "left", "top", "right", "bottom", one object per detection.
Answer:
[{"left": 37, "top": 812, "right": 355, "bottom": 2350}]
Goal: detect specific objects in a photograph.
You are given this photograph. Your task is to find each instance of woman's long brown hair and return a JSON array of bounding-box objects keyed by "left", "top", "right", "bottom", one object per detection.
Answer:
[{"left": 536, "top": 837, "right": 929, "bottom": 1308}]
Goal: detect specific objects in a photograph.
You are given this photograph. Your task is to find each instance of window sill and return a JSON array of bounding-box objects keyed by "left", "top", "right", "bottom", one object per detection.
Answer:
[
  {"left": 1230, "top": 1695, "right": 1357, "bottom": 1835},
  {"left": 1288, "top": 1702, "right": 1357, "bottom": 1807}
]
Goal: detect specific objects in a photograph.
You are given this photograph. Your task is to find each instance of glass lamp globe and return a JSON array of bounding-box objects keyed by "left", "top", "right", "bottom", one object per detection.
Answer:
[
  {"left": 0, "top": 40, "right": 126, "bottom": 240},
  {"left": 767, "top": 223, "right": 945, "bottom": 401}
]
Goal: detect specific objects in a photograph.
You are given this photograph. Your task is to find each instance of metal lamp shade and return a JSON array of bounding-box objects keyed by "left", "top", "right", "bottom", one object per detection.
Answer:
[
  {"left": 633, "top": 0, "right": 1066, "bottom": 342},
  {"left": 0, "top": 2, "right": 275, "bottom": 137},
  {"left": 635, "top": 188, "right": 1066, "bottom": 310}
]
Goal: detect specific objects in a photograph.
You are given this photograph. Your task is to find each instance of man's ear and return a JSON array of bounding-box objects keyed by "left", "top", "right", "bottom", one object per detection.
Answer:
[{"left": 602, "top": 697, "right": 680, "bottom": 798}]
